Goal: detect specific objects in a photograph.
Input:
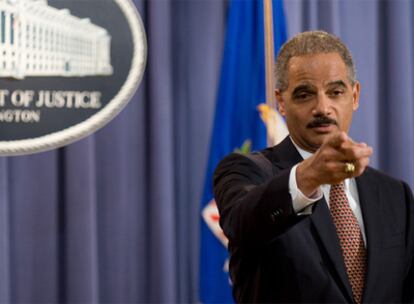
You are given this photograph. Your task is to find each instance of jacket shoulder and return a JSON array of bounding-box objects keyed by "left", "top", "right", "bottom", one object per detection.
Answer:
[
  {"left": 213, "top": 151, "right": 272, "bottom": 188},
  {"left": 364, "top": 166, "right": 412, "bottom": 191}
]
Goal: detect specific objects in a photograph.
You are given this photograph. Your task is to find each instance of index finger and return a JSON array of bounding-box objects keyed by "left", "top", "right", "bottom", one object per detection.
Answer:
[{"left": 324, "top": 131, "right": 349, "bottom": 148}]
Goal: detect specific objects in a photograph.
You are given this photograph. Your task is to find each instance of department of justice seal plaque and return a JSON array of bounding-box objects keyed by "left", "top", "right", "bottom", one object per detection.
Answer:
[{"left": 0, "top": 0, "right": 147, "bottom": 155}]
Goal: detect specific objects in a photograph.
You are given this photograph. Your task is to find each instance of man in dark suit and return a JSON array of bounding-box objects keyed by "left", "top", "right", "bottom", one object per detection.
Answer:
[{"left": 213, "top": 31, "right": 414, "bottom": 303}]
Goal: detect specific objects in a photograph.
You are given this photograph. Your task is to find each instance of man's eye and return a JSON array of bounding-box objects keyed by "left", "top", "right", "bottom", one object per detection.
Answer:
[
  {"left": 295, "top": 92, "right": 311, "bottom": 100},
  {"left": 330, "top": 90, "right": 344, "bottom": 96}
]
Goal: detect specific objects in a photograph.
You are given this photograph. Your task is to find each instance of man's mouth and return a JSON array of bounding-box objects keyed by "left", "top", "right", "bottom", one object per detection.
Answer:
[{"left": 310, "top": 123, "right": 335, "bottom": 133}]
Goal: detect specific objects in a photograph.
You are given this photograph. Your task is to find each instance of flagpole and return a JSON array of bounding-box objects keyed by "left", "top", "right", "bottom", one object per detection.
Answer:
[{"left": 263, "top": 0, "right": 276, "bottom": 147}]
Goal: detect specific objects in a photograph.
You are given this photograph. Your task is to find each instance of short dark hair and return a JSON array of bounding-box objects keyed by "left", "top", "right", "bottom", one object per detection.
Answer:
[{"left": 275, "top": 31, "right": 356, "bottom": 91}]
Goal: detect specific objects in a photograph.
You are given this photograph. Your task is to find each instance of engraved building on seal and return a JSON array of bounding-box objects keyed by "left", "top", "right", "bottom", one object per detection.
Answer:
[{"left": 0, "top": 0, "right": 113, "bottom": 79}]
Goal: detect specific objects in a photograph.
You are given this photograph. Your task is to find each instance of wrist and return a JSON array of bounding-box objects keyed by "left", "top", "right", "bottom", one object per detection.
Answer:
[{"left": 296, "top": 160, "right": 320, "bottom": 196}]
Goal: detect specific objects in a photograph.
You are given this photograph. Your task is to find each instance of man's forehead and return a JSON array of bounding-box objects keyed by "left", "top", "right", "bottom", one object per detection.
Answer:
[
  {"left": 287, "top": 52, "right": 346, "bottom": 70},
  {"left": 285, "top": 53, "right": 350, "bottom": 87}
]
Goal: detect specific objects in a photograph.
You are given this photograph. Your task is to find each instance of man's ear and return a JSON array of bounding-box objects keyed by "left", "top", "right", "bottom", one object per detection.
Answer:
[
  {"left": 275, "top": 90, "right": 286, "bottom": 116},
  {"left": 352, "top": 81, "right": 360, "bottom": 111}
]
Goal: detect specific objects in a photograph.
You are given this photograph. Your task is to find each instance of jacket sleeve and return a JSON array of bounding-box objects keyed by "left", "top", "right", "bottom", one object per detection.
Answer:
[{"left": 213, "top": 152, "right": 306, "bottom": 248}]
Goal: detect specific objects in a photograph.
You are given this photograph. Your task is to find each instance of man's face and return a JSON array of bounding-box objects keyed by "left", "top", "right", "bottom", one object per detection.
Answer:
[{"left": 275, "top": 52, "right": 360, "bottom": 152}]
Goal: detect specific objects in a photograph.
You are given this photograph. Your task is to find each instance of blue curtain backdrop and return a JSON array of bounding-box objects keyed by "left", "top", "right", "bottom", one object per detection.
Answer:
[
  {"left": 0, "top": 0, "right": 413, "bottom": 303},
  {"left": 0, "top": 1, "right": 226, "bottom": 302}
]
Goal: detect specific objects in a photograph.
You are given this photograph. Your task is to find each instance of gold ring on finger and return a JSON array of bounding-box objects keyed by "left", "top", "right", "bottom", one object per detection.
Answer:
[{"left": 344, "top": 162, "right": 355, "bottom": 174}]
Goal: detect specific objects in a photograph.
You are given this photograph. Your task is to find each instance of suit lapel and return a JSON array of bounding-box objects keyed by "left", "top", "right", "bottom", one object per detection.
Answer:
[
  {"left": 355, "top": 170, "right": 383, "bottom": 303},
  {"left": 311, "top": 199, "right": 354, "bottom": 302},
  {"left": 268, "top": 136, "right": 302, "bottom": 169},
  {"left": 271, "top": 137, "right": 354, "bottom": 301},
  {"left": 309, "top": 169, "right": 383, "bottom": 303}
]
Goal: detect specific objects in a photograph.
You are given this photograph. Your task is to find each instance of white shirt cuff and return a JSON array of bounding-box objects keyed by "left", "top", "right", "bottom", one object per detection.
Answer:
[{"left": 289, "top": 164, "right": 323, "bottom": 215}]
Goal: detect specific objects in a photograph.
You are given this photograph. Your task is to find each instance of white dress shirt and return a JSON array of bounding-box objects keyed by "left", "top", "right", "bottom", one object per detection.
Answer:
[{"left": 288, "top": 137, "right": 367, "bottom": 246}]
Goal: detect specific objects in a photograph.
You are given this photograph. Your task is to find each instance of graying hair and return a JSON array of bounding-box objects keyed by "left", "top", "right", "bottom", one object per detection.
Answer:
[{"left": 275, "top": 31, "right": 356, "bottom": 91}]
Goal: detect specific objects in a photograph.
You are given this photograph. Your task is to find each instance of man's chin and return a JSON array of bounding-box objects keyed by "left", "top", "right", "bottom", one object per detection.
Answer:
[
  {"left": 293, "top": 137, "right": 322, "bottom": 153},
  {"left": 307, "top": 135, "right": 328, "bottom": 151}
]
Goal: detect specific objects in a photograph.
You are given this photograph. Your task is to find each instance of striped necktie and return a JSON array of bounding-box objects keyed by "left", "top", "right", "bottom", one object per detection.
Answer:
[{"left": 329, "top": 182, "right": 367, "bottom": 304}]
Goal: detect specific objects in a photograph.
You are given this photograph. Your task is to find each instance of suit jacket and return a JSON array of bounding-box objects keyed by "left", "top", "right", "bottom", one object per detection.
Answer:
[{"left": 213, "top": 137, "right": 414, "bottom": 303}]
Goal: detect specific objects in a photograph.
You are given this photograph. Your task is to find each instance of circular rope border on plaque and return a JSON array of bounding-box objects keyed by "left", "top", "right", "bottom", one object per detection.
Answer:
[{"left": 0, "top": 0, "right": 147, "bottom": 156}]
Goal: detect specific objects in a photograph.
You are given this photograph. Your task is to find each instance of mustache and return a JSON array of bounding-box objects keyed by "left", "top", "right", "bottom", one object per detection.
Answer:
[{"left": 307, "top": 116, "right": 338, "bottom": 128}]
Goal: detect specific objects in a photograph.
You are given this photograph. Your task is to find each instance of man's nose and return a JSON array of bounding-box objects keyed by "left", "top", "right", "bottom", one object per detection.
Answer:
[{"left": 312, "top": 93, "right": 331, "bottom": 116}]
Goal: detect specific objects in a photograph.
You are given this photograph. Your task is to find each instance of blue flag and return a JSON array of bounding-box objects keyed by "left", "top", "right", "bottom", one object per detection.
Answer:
[{"left": 199, "top": 0, "right": 287, "bottom": 302}]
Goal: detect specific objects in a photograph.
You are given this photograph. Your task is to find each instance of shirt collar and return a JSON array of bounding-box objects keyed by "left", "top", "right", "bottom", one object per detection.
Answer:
[{"left": 289, "top": 136, "right": 313, "bottom": 160}]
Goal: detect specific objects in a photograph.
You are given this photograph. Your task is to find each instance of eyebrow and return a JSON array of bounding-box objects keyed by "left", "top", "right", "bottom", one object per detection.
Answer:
[{"left": 326, "top": 80, "right": 347, "bottom": 88}]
